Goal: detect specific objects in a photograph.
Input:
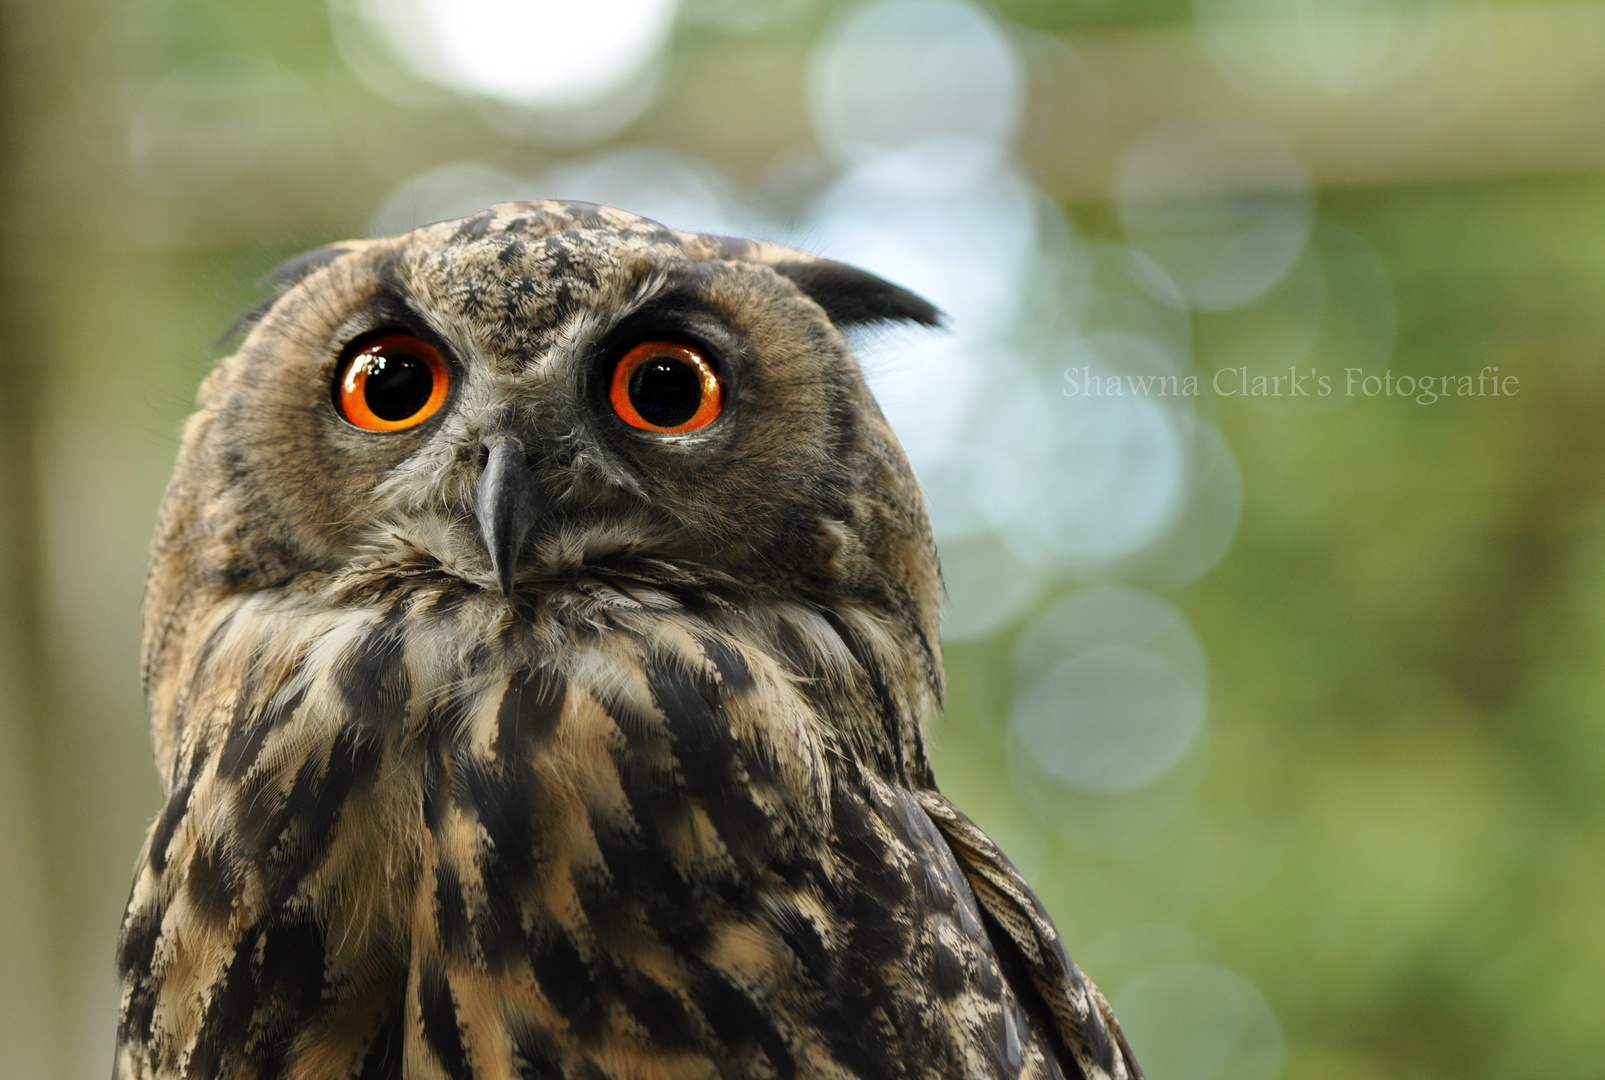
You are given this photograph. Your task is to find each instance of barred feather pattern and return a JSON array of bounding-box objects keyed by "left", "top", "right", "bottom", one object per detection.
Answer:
[
  {"left": 113, "top": 201, "right": 1142, "bottom": 1080},
  {"left": 114, "top": 565, "right": 1135, "bottom": 1080}
]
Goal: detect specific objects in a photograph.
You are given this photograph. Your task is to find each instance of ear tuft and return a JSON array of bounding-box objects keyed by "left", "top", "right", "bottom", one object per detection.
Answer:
[
  {"left": 262, "top": 243, "right": 352, "bottom": 288},
  {"left": 217, "top": 243, "right": 355, "bottom": 348},
  {"left": 772, "top": 260, "right": 943, "bottom": 329}
]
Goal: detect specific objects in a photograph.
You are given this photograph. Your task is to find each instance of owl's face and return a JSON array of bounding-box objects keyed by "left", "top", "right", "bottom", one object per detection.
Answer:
[{"left": 155, "top": 202, "right": 942, "bottom": 653}]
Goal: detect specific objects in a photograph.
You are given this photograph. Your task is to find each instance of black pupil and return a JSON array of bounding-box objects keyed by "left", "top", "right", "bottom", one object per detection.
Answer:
[
  {"left": 364, "top": 352, "right": 433, "bottom": 421},
  {"left": 628, "top": 357, "right": 704, "bottom": 428}
]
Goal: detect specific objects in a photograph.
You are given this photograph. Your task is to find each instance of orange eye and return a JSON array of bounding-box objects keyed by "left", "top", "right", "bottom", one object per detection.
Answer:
[
  {"left": 609, "top": 341, "right": 724, "bottom": 433},
  {"left": 336, "top": 333, "right": 449, "bottom": 432}
]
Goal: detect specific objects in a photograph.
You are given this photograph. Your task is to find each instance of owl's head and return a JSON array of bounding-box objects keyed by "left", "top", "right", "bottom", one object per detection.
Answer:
[{"left": 147, "top": 201, "right": 944, "bottom": 690}]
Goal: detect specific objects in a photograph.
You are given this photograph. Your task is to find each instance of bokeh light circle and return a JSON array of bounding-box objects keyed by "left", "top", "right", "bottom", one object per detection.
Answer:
[
  {"left": 808, "top": 0, "right": 1025, "bottom": 164},
  {"left": 1114, "top": 964, "right": 1285, "bottom": 1080},
  {"left": 805, "top": 142, "right": 1040, "bottom": 339},
  {"left": 1119, "top": 118, "right": 1313, "bottom": 311},
  {"left": 1013, "top": 647, "right": 1206, "bottom": 791},
  {"left": 1011, "top": 587, "right": 1207, "bottom": 792},
  {"left": 978, "top": 365, "right": 1191, "bottom": 566},
  {"left": 857, "top": 333, "right": 988, "bottom": 471},
  {"left": 1131, "top": 422, "right": 1243, "bottom": 591},
  {"left": 1075, "top": 242, "right": 1193, "bottom": 369}
]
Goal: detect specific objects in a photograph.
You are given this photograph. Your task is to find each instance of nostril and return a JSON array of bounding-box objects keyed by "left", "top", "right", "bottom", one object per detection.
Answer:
[{"left": 477, "top": 443, "right": 491, "bottom": 469}]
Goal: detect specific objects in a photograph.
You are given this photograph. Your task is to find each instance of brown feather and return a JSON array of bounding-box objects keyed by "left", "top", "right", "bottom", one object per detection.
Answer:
[{"left": 114, "top": 202, "right": 1139, "bottom": 1080}]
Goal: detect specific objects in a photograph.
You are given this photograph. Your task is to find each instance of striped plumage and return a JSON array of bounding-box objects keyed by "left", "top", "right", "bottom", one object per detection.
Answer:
[{"left": 114, "top": 202, "right": 1142, "bottom": 1080}]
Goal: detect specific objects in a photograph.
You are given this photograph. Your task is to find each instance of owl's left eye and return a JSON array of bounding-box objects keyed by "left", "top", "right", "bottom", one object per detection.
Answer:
[
  {"left": 609, "top": 341, "right": 724, "bottom": 433},
  {"left": 336, "top": 333, "right": 449, "bottom": 432}
]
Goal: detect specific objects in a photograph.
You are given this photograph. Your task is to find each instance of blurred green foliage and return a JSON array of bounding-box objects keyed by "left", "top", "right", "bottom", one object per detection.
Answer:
[
  {"left": 940, "top": 173, "right": 1605, "bottom": 1079},
  {"left": 991, "top": 0, "right": 1193, "bottom": 29}
]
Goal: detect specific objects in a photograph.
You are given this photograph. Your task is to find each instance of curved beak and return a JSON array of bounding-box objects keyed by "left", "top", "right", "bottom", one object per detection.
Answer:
[{"left": 474, "top": 436, "right": 539, "bottom": 596}]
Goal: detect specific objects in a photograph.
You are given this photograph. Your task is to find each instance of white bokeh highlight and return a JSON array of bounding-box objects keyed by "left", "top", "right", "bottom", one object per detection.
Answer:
[
  {"left": 806, "top": 144, "right": 1041, "bottom": 340},
  {"left": 362, "top": 0, "right": 679, "bottom": 109},
  {"left": 976, "top": 367, "right": 1192, "bottom": 566}
]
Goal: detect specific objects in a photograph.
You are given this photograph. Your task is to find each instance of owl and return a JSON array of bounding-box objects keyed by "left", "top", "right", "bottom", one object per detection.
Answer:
[{"left": 113, "top": 202, "right": 1143, "bottom": 1080}]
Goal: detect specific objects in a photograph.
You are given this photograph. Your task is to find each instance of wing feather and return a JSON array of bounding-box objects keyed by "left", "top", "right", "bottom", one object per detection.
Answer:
[{"left": 913, "top": 789, "right": 1145, "bottom": 1080}]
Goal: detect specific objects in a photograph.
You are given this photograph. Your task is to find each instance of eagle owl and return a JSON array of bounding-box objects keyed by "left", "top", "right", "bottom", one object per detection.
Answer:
[{"left": 114, "top": 202, "right": 1143, "bottom": 1080}]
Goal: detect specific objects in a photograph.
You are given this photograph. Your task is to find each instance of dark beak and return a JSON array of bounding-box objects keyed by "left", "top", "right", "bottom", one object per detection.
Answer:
[{"left": 475, "top": 436, "right": 539, "bottom": 596}]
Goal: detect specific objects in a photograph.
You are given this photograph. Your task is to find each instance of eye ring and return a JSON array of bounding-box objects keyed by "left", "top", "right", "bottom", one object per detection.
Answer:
[
  {"left": 336, "top": 333, "right": 450, "bottom": 432},
  {"left": 609, "top": 341, "right": 725, "bottom": 433}
]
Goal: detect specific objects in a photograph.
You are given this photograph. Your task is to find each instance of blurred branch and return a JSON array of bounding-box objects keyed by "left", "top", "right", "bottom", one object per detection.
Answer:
[{"left": 1027, "top": 2, "right": 1605, "bottom": 199}]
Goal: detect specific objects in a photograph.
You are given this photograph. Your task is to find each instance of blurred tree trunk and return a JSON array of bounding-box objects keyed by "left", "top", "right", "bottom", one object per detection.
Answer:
[{"left": 0, "top": 1, "right": 72, "bottom": 1076}]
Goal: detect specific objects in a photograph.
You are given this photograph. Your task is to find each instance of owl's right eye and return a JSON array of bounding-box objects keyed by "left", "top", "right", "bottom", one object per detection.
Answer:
[{"left": 336, "top": 333, "right": 449, "bottom": 432}]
